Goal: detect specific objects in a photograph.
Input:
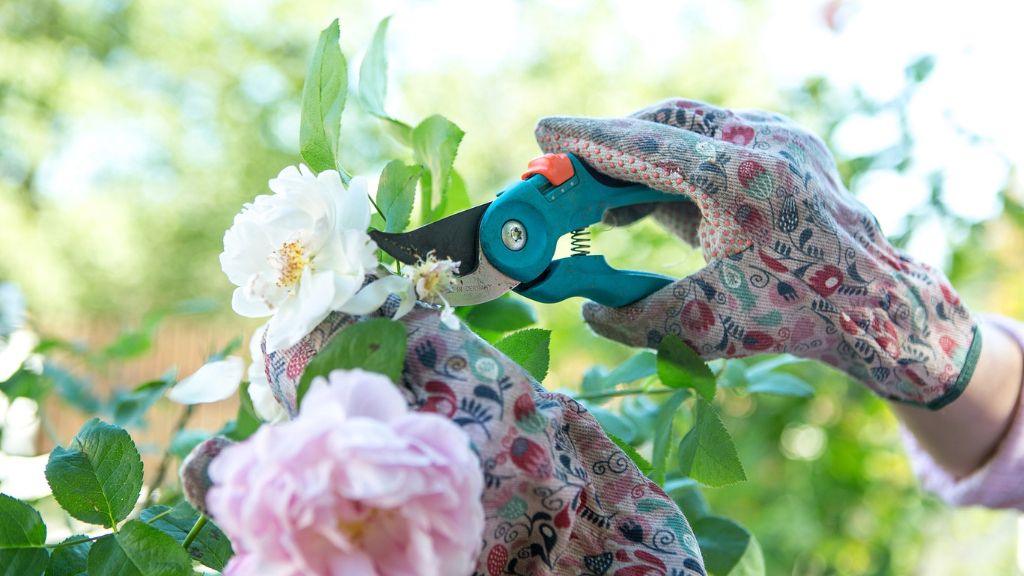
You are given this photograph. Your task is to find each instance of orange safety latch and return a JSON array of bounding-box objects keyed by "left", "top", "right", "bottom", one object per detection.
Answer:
[{"left": 521, "top": 153, "right": 575, "bottom": 186}]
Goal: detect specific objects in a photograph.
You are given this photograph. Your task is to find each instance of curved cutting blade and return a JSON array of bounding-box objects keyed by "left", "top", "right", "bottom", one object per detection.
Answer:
[{"left": 369, "top": 203, "right": 519, "bottom": 306}]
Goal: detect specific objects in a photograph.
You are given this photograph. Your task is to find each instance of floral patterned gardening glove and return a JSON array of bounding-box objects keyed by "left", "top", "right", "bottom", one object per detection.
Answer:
[
  {"left": 534, "top": 98, "right": 980, "bottom": 409},
  {"left": 263, "top": 300, "right": 707, "bottom": 576}
]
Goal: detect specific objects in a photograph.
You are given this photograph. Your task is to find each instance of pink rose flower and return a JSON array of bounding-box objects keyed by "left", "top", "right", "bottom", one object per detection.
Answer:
[{"left": 206, "top": 369, "right": 485, "bottom": 576}]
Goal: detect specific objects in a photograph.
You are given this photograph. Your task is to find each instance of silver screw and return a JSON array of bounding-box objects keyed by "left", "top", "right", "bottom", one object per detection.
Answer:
[{"left": 501, "top": 220, "right": 527, "bottom": 251}]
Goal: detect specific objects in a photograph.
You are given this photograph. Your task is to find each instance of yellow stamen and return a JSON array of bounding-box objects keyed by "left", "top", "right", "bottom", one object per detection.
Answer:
[{"left": 273, "top": 240, "right": 308, "bottom": 287}]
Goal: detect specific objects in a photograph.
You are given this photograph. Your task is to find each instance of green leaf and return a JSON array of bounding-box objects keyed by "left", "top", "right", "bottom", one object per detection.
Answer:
[
  {"left": 221, "top": 382, "right": 262, "bottom": 441},
  {"left": 412, "top": 114, "right": 464, "bottom": 221},
  {"left": 0, "top": 369, "right": 51, "bottom": 403},
  {"left": 87, "top": 520, "right": 191, "bottom": 576},
  {"left": 102, "top": 331, "right": 152, "bottom": 360},
  {"left": 650, "top": 390, "right": 687, "bottom": 484},
  {"left": 45, "top": 535, "right": 91, "bottom": 576},
  {"left": 906, "top": 55, "right": 935, "bottom": 83},
  {"left": 112, "top": 378, "right": 173, "bottom": 428},
  {"left": 376, "top": 160, "right": 422, "bottom": 233},
  {"left": 0, "top": 494, "right": 48, "bottom": 576},
  {"left": 718, "top": 360, "right": 749, "bottom": 389},
  {"left": 440, "top": 169, "right": 472, "bottom": 217},
  {"left": 296, "top": 318, "right": 407, "bottom": 405},
  {"left": 604, "top": 351, "right": 657, "bottom": 387},
  {"left": 692, "top": 515, "right": 765, "bottom": 576},
  {"left": 168, "top": 429, "right": 213, "bottom": 460},
  {"left": 141, "top": 503, "right": 233, "bottom": 571},
  {"left": 677, "top": 399, "right": 746, "bottom": 487},
  {"left": 45, "top": 419, "right": 144, "bottom": 528},
  {"left": 463, "top": 296, "right": 538, "bottom": 333},
  {"left": 300, "top": 18, "right": 348, "bottom": 175},
  {"left": 746, "top": 374, "right": 813, "bottom": 397},
  {"left": 44, "top": 364, "right": 101, "bottom": 414},
  {"left": 663, "top": 478, "right": 710, "bottom": 521},
  {"left": 743, "top": 354, "right": 806, "bottom": 379},
  {"left": 358, "top": 16, "right": 391, "bottom": 118},
  {"left": 494, "top": 329, "right": 550, "bottom": 381},
  {"left": 657, "top": 335, "right": 716, "bottom": 402},
  {"left": 585, "top": 405, "right": 635, "bottom": 443},
  {"left": 606, "top": 432, "right": 653, "bottom": 477}
]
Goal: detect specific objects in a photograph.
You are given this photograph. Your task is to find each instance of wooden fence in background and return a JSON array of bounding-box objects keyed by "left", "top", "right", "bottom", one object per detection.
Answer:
[{"left": 38, "top": 318, "right": 252, "bottom": 481}]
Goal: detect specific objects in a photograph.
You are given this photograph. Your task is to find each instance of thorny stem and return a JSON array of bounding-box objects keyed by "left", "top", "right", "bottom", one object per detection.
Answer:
[
  {"left": 142, "top": 404, "right": 194, "bottom": 509},
  {"left": 183, "top": 514, "right": 208, "bottom": 549}
]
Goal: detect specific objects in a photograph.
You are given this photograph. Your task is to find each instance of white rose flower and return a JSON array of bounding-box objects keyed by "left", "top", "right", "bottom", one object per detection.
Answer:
[
  {"left": 403, "top": 253, "right": 461, "bottom": 329},
  {"left": 220, "top": 165, "right": 396, "bottom": 352},
  {"left": 168, "top": 356, "right": 245, "bottom": 405},
  {"left": 246, "top": 323, "right": 286, "bottom": 423}
]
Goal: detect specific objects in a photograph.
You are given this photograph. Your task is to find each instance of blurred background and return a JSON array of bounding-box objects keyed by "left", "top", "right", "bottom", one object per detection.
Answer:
[{"left": 2, "top": 0, "right": 1023, "bottom": 573}]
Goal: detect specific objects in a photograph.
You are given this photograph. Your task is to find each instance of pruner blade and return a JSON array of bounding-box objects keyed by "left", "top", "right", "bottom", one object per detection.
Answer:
[{"left": 369, "top": 203, "right": 519, "bottom": 306}]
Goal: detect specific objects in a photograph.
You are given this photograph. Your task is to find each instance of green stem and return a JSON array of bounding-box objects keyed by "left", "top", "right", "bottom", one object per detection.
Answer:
[
  {"left": 183, "top": 514, "right": 208, "bottom": 549},
  {"left": 368, "top": 195, "right": 386, "bottom": 222},
  {"left": 142, "top": 404, "right": 194, "bottom": 509},
  {"left": 573, "top": 388, "right": 678, "bottom": 402},
  {"left": 143, "top": 507, "right": 175, "bottom": 525}
]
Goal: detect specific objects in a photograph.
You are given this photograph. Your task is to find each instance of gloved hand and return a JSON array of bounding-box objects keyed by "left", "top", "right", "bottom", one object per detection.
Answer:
[
  {"left": 261, "top": 297, "right": 707, "bottom": 576},
  {"left": 535, "top": 99, "right": 979, "bottom": 409}
]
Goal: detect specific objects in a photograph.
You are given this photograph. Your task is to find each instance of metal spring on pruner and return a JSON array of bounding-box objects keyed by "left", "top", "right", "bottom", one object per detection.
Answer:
[{"left": 570, "top": 228, "right": 591, "bottom": 256}]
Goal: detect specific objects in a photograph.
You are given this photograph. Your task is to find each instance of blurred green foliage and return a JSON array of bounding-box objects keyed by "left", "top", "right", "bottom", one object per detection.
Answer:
[{"left": 1, "top": 1, "right": 1022, "bottom": 574}]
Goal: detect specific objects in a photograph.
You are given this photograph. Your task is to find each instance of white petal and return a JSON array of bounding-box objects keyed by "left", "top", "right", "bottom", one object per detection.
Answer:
[
  {"left": 248, "top": 377, "right": 287, "bottom": 423},
  {"left": 219, "top": 214, "right": 275, "bottom": 287},
  {"left": 248, "top": 322, "right": 268, "bottom": 363},
  {"left": 393, "top": 284, "right": 417, "bottom": 320},
  {"left": 336, "top": 275, "right": 410, "bottom": 315},
  {"left": 230, "top": 286, "right": 272, "bottom": 318},
  {"left": 264, "top": 268, "right": 335, "bottom": 352},
  {"left": 439, "top": 304, "right": 461, "bottom": 330},
  {"left": 336, "top": 175, "right": 371, "bottom": 231},
  {"left": 168, "top": 357, "right": 244, "bottom": 405}
]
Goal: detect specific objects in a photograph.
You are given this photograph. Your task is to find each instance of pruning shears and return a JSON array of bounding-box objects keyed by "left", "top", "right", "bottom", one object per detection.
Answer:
[{"left": 369, "top": 153, "right": 690, "bottom": 308}]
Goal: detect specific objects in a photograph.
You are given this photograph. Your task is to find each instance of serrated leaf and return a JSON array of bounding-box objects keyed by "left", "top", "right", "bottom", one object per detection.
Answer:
[
  {"left": 439, "top": 169, "right": 471, "bottom": 218},
  {"left": 494, "top": 329, "right": 550, "bottom": 381},
  {"left": 141, "top": 503, "right": 233, "bottom": 571},
  {"left": 296, "top": 318, "right": 407, "bottom": 405},
  {"left": 376, "top": 160, "right": 422, "bottom": 233},
  {"left": 692, "top": 515, "right": 765, "bottom": 576},
  {"left": 606, "top": 432, "right": 653, "bottom": 477},
  {"left": 45, "top": 535, "right": 91, "bottom": 576},
  {"left": 412, "top": 114, "right": 464, "bottom": 220},
  {"left": 358, "top": 16, "right": 391, "bottom": 118},
  {"left": 45, "top": 419, "right": 143, "bottom": 528},
  {"left": 463, "top": 296, "right": 537, "bottom": 333},
  {"left": 0, "top": 493, "right": 48, "bottom": 576},
  {"left": 746, "top": 374, "right": 813, "bottom": 397},
  {"left": 300, "top": 18, "right": 348, "bottom": 175},
  {"left": 650, "top": 390, "right": 687, "bottom": 485},
  {"left": 658, "top": 335, "right": 716, "bottom": 402},
  {"left": 678, "top": 399, "right": 746, "bottom": 487},
  {"left": 87, "top": 520, "right": 191, "bottom": 576}
]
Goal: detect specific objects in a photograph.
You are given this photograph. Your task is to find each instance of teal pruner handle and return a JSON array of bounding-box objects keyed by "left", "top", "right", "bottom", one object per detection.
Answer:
[
  {"left": 516, "top": 254, "right": 673, "bottom": 307},
  {"left": 479, "top": 152, "right": 688, "bottom": 306}
]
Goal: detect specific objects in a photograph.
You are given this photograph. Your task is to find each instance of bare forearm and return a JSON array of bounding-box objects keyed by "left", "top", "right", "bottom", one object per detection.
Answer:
[{"left": 893, "top": 319, "right": 1024, "bottom": 477}]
